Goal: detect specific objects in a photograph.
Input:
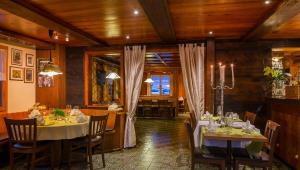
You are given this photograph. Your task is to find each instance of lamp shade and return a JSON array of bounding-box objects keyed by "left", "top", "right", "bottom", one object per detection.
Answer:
[
  {"left": 39, "top": 62, "right": 63, "bottom": 77},
  {"left": 144, "top": 78, "right": 154, "bottom": 83},
  {"left": 106, "top": 72, "right": 120, "bottom": 79}
]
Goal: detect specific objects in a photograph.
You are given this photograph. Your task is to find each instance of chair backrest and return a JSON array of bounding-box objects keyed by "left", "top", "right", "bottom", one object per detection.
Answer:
[
  {"left": 243, "top": 111, "right": 256, "bottom": 124},
  {"left": 184, "top": 119, "right": 195, "bottom": 154},
  {"left": 4, "top": 118, "right": 37, "bottom": 145},
  {"left": 189, "top": 112, "right": 197, "bottom": 130},
  {"left": 88, "top": 115, "right": 108, "bottom": 140},
  {"left": 264, "top": 120, "right": 280, "bottom": 160}
]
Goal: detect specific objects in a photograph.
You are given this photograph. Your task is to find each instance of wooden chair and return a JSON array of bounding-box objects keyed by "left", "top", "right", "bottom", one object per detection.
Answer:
[
  {"left": 185, "top": 119, "right": 226, "bottom": 170},
  {"left": 69, "top": 115, "right": 108, "bottom": 170},
  {"left": 189, "top": 112, "right": 197, "bottom": 130},
  {"left": 4, "top": 118, "right": 52, "bottom": 170},
  {"left": 243, "top": 111, "right": 256, "bottom": 125},
  {"left": 234, "top": 120, "right": 280, "bottom": 170}
]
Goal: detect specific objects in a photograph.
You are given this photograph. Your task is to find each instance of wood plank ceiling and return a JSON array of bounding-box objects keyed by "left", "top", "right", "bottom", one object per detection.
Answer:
[{"left": 0, "top": 0, "right": 300, "bottom": 67}]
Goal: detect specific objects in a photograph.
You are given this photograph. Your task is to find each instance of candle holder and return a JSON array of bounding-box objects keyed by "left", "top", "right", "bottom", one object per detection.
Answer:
[{"left": 210, "top": 63, "right": 235, "bottom": 117}]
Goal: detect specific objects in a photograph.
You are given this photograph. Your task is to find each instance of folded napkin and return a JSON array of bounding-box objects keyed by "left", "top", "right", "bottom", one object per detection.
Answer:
[
  {"left": 28, "top": 109, "right": 45, "bottom": 125},
  {"left": 70, "top": 109, "right": 83, "bottom": 116},
  {"left": 108, "top": 103, "right": 123, "bottom": 111},
  {"left": 76, "top": 114, "right": 87, "bottom": 123}
]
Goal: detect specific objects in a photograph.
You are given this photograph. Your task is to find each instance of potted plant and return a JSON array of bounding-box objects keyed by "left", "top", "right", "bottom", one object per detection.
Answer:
[
  {"left": 263, "top": 66, "right": 288, "bottom": 97},
  {"left": 51, "top": 108, "right": 65, "bottom": 120}
]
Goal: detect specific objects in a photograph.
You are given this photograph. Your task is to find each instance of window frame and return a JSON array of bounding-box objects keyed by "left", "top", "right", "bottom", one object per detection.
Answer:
[
  {"left": 0, "top": 45, "right": 8, "bottom": 113},
  {"left": 149, "top": 74, "right": 172, "bottom": 96}
]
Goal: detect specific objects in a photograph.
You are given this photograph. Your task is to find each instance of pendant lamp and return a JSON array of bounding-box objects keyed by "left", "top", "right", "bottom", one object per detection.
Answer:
[{"left": 39, "top": 30, "right": 63, "bottom": 77}]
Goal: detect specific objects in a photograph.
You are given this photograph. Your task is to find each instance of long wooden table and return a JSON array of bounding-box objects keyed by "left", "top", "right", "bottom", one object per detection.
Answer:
[{"left": 202, "top": 127, "right": 268, "bottom": 169}]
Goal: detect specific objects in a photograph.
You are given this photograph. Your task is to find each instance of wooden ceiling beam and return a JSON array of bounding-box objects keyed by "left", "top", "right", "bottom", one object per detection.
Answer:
[
  {"left": 244, "top": 0, "right": 300, "bottom": 40},
  {"left": 0, "top": 27, "right": 51, "bottom": 48},
  {"left": 0, "top": 0, "right": 108, "bottom": 46},
  {"left": 138, "top": 0, "right": 176, "bottom": 42},
  {"left": 154, "top": 53, "right": 167, "bottom": 66}
]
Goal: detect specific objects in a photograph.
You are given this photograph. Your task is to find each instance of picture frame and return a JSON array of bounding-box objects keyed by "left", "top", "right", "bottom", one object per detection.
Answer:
[
  {"left": 24, "top": 68, "right": 34, "bottom": 83},
  {"left": 11, "top": 48, "right": 23, "bottom": 66},
  {"left": 26, "top": 54, "right": 34, "bottom": 67},
  {"left": 37, "top": 58, "right": 54, "bottom": 87},
  {"left": 9, "top": 66, "right": 23, "bottom": 81}
]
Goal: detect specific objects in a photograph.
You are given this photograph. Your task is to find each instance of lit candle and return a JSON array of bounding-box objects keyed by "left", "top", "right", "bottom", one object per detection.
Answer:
[
  {"left": 210, "top": 65, "right": 214, "bottom": 86},
  {"left": 220, "top": 65, "right": 226, "bottom": 84},
  {"left": 219, "top": 62, "right": 222, "bottom": 84},
  {"left": 231, "top": 64, "right": 235, "bottom": 87}
]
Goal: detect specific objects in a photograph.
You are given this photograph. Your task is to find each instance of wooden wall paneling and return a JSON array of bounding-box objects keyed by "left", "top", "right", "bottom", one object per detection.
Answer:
[
  {"left": 205, "top": 39, "right": 215, "bottom": 113},
  {"left": 66, "top": 47, "right": 85, "bottom": 106},
  {"left": 215, "top": 41, "right": 272, "bottom": 114},
  {"left": 36, "top": 44, "right": 66, "bottom": 108}
]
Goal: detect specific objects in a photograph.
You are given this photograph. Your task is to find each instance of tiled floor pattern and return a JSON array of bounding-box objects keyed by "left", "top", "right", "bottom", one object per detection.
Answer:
[{"left": 5, "top": 118, "right": 290, "bottom": 170}]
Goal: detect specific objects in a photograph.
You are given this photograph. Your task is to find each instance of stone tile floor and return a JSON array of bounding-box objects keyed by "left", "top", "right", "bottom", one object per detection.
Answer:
[{"left": 5, "top": 118, "right": 291, "bottom": 170}]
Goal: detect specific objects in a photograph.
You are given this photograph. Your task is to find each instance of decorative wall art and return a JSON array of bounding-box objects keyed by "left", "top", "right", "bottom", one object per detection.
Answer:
[
  {"left": 24, "top": 68, "right": 34, "bottom": 83},
  {"left": 11, "top": 48, "right": 23, "bottom": 66},
  {"left": 37, "top": 58, "right": 54, "bottom": 87},
  {"left": 26, "top": 54, "right": 34, "bottom": 67},
  {"left": 9, "top": 66, "right": 23, "bottom": 81}
]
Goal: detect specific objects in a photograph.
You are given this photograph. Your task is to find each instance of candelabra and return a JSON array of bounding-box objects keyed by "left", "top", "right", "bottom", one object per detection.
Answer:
[{"left": 210, "top": 63, "right": 235, "bottom": 117}]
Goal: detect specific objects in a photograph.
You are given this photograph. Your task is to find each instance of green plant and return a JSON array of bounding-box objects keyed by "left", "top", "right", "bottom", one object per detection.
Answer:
[
  {"left": 51, "top": 108, "right": 65, "bottom": 117},
  {"left": 263, "top": 66, "right": 287, "bottom": 81}
]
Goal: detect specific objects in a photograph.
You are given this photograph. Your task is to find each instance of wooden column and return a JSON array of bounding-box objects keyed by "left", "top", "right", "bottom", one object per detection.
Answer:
[{"left": 205, "top": 39, "right": 215, "bottom": 113}]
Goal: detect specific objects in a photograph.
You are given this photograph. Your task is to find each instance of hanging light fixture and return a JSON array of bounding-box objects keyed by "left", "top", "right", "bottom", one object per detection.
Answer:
[
  {"left": 106, "top": 72, "right": 120, "bottom": 79},
  {"left": 106, "top": 65, "right": 120, "bottom": 80},
  {"left": 39, "top": 30, "right": 63, "bottom": 77},
  {"left": 144, "top": 73, "right": 154, "bottom": 83}
]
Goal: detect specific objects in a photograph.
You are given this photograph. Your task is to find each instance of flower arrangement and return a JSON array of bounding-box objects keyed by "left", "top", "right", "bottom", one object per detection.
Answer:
[
  {"left": 51, "top": 108, "right": 65, "bottom": 117},
  {"left": 263, "top": 66, "right": 287, "bottom": 81}
]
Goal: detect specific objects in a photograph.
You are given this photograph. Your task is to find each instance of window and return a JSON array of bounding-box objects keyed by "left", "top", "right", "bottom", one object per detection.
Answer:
[{"left": 151, "top": 75, "right": 171, "bottom": 96}]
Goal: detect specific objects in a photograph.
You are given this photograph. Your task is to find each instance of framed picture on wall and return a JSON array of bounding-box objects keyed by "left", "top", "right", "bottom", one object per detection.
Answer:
[
  {"left": 26, "top": 54, "right": 34, "bottom": 67},
  {"left": 11, "top": 48, "right": 23, "bottom": 66},
  {"left": 24, "top": 68, "right": 34, "bottom": 83},
  {"left": 37, "top": 58, "right": 54, "bottom": 87},
  {"left": 9, "top": 66, "right": 23, "bottom": 81}
]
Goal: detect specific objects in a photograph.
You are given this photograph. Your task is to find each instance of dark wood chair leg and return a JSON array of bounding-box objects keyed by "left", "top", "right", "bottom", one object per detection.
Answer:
[
  {"left": 9, "top": 151, "right": 14, "bottom": 170},
  {"left": 101, "top": 144, "right": 105, "bottom": 167},
  {"left": 235, "top": 161, "right": 240, "bottom": 170},
  {"left": 220, "top": 162, "right": 226, "bottom": 170},
  {"left": 88, "top": 147, "right": 93, "bottom": 170},
  {"left": 30, "top": 152, "right": 36, "bottom": 170},
  {"left": 191, "top": 157, "right": 195, "bottom": 170}
]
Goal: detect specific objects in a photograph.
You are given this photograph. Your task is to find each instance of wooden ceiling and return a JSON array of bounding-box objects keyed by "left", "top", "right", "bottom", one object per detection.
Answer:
[
  {"left": 0, "top": 0, "right": 300, "bottom": 48},
  {"left": 168, "top": 0, "right": 279, "bottom": 40}
]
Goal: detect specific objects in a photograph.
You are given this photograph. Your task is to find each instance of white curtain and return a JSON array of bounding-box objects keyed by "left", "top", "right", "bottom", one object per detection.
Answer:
[
  {"left": 179, "top": 44, "right": 205, "bottom": 120},
  {"left": 0, "top": 49, "right": 6, "bottom": 81},
  {"left": 124, "top": 45, "right": 146, "bottom": 148}
]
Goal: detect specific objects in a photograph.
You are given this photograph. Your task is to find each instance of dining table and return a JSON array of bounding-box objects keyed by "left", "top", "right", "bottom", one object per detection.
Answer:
[
  {"left": 36, "top": 114, "right": 90, "bottom": 167},
  {"left": 194, "top": 118, "right": 268, "bottom": 169}
]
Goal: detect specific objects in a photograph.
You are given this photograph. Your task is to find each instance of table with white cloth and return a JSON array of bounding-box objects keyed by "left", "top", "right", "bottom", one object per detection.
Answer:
[
  {"left": 194, "top": 120, "right": 268, "bottom": 169},
  {"left": 36, "top": 115, "right": 90, "bottom": 166},
  {"left": 37, "top": 116, "right": 89, "bottom": 140}
]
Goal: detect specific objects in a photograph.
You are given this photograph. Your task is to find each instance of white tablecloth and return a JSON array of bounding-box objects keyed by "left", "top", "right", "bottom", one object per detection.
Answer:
[
  {"left": 193, "top": 121, "right": 250, "bottom": 148},
  {"left": 36, "top": 116, "right": 89, "bottom": 141}
]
